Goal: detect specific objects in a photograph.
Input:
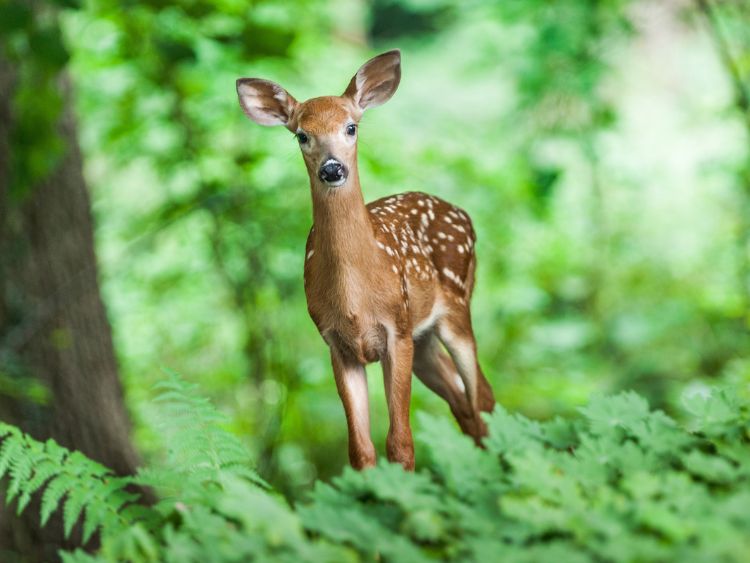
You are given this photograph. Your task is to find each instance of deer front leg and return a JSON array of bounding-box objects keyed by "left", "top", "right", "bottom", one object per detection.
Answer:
[
  {"left": 382, "top": 332, "right": 415, "bottom": 470},
  {"left": 331, "top": 348, "right": 376, "bottom": 469}
]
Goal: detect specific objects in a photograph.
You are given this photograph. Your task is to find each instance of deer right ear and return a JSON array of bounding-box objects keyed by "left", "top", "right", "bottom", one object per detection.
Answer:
[{"left": 236, "top": 78, "right": 298, "bottom": 128}]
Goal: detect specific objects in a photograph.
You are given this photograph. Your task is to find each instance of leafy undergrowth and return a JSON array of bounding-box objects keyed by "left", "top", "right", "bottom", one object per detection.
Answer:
[{"left": 1, "top": 375, "right": 749, "bottom": 562}]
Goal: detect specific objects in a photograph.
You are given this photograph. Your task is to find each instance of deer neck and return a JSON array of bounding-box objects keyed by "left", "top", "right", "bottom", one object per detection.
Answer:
[{"left": 309, "top": 164, "right": 375, "bottom": 272}]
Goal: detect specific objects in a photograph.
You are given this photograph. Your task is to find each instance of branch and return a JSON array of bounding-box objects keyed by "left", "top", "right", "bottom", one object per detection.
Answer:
[{"left": 693, "top": 0, "right": 750, "bottom": 133}]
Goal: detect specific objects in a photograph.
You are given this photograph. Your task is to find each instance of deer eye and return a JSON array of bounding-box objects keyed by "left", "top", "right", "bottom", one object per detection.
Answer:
[
  {"left": 346, "top": 124, "right": 357, "bottom": 136},
  {"left": 297, "top": 132, "right": 309, "bottom": 144}
]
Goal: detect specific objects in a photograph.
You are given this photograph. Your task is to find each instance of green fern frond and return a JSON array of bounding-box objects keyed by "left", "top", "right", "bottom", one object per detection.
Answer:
[
  {"left": 0, "top": 426, "right": 23, "bottom": 478},
  {"left": 0, "top": 422, "right": 145, "bottom": 543},
  {"left": 41, "top": 474, "right": 71, "bottom": 526},
  {"left": 136, "top": 370, "right": 267, "bottom": 497},
  {"left": 16, "top": 457, "right": 59, "bottom": 514},
  {"left": 60, "top": 549, "right": 103, "bottom": 563},
  {"left": 7, "top": 441, "right": 36, "bottom": 502},
  {"left": 4, "top": 375, "right": 746, "bottom": 563},
  {"left": 63, "top": 483, "right": 95, "bottom": 538}
]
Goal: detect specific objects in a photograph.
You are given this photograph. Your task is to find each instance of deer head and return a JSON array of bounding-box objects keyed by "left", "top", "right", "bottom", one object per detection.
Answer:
[{"left": 236, "top": 50, "right": 401, "bottom": 190}]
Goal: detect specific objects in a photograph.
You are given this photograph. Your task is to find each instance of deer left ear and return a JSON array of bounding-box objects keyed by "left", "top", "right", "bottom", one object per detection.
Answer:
[
  {"left": 343, "top": 50, "right": 401, "bottom": 114},
  {"left": 236, "top": 78, "right": 298, "bottom": 129}
]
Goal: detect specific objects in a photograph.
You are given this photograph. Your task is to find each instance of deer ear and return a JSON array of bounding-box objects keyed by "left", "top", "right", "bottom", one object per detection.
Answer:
[
  {"left": 343, "top": 50, "right": 401, "bottom": 113},
  {"left": 236, "top": 78, "right": 298, "bottom": 128}
]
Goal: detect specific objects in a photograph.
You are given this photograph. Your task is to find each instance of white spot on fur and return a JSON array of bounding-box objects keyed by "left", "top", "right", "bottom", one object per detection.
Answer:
[{"left": 442, "top": 267, "right": 465, "bottom": 288}]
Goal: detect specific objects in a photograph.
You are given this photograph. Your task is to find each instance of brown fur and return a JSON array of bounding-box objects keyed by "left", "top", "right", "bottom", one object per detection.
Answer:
[{"left": 237, "top": 50, "right": 496, "bottom": 470}]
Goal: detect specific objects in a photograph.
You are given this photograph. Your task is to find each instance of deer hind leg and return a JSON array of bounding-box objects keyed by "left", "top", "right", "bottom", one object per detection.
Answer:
[
  {"left": 435, "top": 312, "right": 495, "bottom": 442},
  {"left": 413, "top": 333, "right": 483, "bottom": 443},
  {"left": 331, "top": 348, "right": 376, "bottom": 469}
]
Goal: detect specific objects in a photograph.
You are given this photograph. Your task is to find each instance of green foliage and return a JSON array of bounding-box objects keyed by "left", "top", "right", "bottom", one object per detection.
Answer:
[
  {"left": 137, "top": 370, "right": 267, "bottom": 498},
  {"left": 0, "top": 373, "right": 268, "bottom": 558},
  {"left": 2, "top": 377, "right": 750, "bottom": 562},
  {"left": 0, "top": 423, "right": 140, "bottom": 545},
  {"left": 0, "top": 1, "right": 77, "bottom": 197},
  {"left": 4, "top": 0, "right": 747, "bottom": 507}
]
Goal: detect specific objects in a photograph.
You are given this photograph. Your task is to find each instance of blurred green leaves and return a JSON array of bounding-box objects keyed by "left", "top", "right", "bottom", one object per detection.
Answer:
[
  {"left": 0, "top": 1, "right": 75, "bottom": 198},
  {"left": 13, "top": 0, "right": 743, "bottom": 497},
  {"left": 28, "top": 24, "right": 70, "bottom": 69},
  {"left": 0, "top": 2, "right": 33, "bottom": 34}
]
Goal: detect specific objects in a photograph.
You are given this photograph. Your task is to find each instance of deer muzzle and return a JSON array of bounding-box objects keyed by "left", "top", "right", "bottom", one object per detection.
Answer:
[{"left": 318, "top": 158, "right": 348, "bottom": 187}]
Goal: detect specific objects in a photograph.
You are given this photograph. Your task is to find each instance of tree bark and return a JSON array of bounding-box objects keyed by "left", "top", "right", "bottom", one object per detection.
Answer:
[{"left": 0, "top": 54, "right": 139, "bottom": 561}]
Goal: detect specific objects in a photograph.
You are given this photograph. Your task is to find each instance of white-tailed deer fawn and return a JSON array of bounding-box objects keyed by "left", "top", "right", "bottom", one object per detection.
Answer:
[{"left": 237, "top": 50, "right": 495, "bottom": 470}]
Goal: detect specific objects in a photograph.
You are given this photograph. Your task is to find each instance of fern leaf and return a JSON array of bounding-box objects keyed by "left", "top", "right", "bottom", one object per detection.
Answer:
[
  {"left": 16, "top": 459, "right": 57, "bottom": 514},
  {"left": 25, "top": 460, "right": 61, "bottom": 496},
  {"left": 7, "top": 441, "right": 35, "bottom": 503},
  {"left": 0, "top": 423, "right": 16, "bottom": 439},
  {"left": 64, "top": 483, "right": 95, "bottom": 538},
  {"left": 141, "top": 371, "right": 266, "bottom": 498},
  {"left": 81, "top": 501, "right": 104, "bottom": 545},
  {"left": 41, "top": 474, "right": 71, "bottom": 526},
  {"left": 0, "top": 432, "right": 23, "bottom": 482},
  {"left": 45, "top": 438, "right": 69, "bottom": 465},
  {"left": 60, "top": 549, "right": 103, "bottom": 563}
]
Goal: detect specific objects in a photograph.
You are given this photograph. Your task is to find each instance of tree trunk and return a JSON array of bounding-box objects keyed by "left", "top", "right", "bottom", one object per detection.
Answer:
[{"left": 0, "top": 55, "right": 139, "bottom": 561}]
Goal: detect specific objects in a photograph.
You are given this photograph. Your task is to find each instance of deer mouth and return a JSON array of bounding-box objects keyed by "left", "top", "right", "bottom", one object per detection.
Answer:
[{"left": 323, "top": 177, "right": 347, "bottom": 188}]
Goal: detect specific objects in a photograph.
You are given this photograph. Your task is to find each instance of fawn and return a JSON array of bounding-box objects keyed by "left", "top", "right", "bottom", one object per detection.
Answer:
[{"left": 237, "top": 50, "right": 495, "bottom": 470}]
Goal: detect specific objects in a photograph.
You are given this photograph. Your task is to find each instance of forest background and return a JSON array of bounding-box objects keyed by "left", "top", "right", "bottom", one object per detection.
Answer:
[{"left": 1, "top": 0, "right": 750, "bottom": 558}]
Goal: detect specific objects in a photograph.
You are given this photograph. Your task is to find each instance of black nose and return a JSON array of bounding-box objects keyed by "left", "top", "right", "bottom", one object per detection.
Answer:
[{"left": 319, "top": 160, "right": 346, "bottom": 183}]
